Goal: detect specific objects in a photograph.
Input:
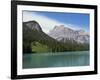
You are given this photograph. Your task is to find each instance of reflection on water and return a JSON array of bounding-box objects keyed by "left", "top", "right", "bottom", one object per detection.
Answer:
[{"left": 23, "top": 51, "right": 89, "bottom": 69}]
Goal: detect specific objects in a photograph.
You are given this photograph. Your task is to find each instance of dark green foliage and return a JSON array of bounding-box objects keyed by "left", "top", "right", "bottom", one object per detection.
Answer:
[{"left": 23, "top": 21, "right": 89, "bottom": 54}]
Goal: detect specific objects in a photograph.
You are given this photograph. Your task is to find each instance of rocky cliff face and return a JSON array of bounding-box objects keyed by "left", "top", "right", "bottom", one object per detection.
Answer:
[
  {"left": 48, "top": 25, "right": 89, "bottom": 43},
  {"left": 23, "top": 20, "right": 42, "bottom": 31}
]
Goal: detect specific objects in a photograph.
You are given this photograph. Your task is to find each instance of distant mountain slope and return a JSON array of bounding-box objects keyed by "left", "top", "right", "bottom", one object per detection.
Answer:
[{"left": 48, "top": 25, "right": 89, "bottom": 43}]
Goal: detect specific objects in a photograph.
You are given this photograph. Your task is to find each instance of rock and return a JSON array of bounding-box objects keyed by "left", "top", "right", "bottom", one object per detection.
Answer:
[{"left": 48, "top": 25, "right": 89, "bottom": 43}]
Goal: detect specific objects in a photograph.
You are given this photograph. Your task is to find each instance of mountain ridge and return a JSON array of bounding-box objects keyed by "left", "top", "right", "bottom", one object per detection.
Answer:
[{"left": 23, "top": 20, "right": 89, "bottom": 53}]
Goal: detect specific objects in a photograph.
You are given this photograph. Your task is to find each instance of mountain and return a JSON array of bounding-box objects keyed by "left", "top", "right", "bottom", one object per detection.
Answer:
[
  {"left": 48, "top": 25, "right": 89, "bottom": 44},
  {"left": 23, "top": 21, "right": 65, "bottom": 53},
  {"left": 23, "top": 21, "right": 89, "bottom": 53}
]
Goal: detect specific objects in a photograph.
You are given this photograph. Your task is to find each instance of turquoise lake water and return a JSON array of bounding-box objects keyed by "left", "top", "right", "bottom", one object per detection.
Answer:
[{"left": 23, "top": 51, "right": 89, "bottom": 68}]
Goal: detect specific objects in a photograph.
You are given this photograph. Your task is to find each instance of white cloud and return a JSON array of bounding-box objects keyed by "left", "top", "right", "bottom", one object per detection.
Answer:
[{"left": 23, "top": 11, "right": 85, "bottom": 33}]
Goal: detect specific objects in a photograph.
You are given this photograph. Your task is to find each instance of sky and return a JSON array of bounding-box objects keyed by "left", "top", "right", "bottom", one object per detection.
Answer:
[{"left": 23, "top": 11, "right": 90, "bottom": 33}]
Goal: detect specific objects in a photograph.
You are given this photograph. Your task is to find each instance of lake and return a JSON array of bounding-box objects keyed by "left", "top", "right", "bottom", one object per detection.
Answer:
[{"left": 23, "top": 51, "right": 89, "bottom": 68}]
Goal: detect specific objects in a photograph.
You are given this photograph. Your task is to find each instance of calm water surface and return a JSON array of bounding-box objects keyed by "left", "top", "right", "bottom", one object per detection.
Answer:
[{"left": 23, "top": 51, "right": 89, "bottom": 68}]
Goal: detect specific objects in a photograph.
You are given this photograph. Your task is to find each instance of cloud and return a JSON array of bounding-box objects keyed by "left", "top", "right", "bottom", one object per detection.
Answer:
[{"left": 23, "top": 11, "right": 85, "bottom": 33}]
